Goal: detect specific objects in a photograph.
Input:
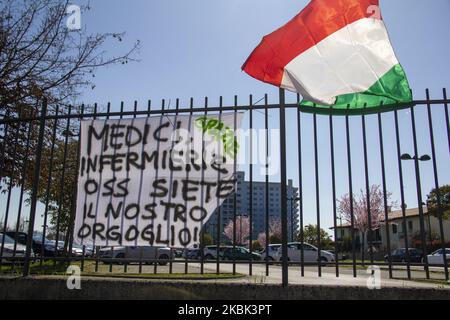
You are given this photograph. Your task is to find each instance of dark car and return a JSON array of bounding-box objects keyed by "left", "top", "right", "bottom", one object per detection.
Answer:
[
  {"left": 184, "top": 248, "right": 201, "bottom": 260},
  {"left": 5, "top": 232, "right": 62, "bottom": 257},
  {"left": 385, "top": 248, "right": 423, "bottom": 263},
  {"left": 221, "top": 246, "right": 261, "bottom": 261}
]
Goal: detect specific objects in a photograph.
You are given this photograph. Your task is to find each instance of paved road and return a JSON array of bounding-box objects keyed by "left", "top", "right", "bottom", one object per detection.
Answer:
[{"left": 80, "top": 260, "right": 450, "bottom": 288}]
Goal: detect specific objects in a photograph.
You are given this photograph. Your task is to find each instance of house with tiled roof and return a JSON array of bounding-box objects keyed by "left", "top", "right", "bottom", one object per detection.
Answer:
[{"left": 331, "top": 206, "right": 450, "bottom": 252}]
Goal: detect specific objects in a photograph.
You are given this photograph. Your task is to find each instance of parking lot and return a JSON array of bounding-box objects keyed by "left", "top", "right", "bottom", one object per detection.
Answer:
[{"left": 63, "top": 259, "right": 448, "bottom": 288}]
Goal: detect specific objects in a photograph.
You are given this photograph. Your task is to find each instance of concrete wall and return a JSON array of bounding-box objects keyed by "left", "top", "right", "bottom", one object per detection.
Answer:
[{"left": 0, "top": 276, "right": 449, "bottom": 300}]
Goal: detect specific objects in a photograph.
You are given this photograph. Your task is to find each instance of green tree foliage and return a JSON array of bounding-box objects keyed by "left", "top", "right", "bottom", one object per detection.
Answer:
[
  {"left": 426, "top": 185, "right": 450, "bottom": 220},
  {"left": 296, "top": 224, "right": 333, "bottom": 250},
  {"left": 201, "top": 233, "right": 214, "bottom": 246},
  {"left": 252, "top": 240, "right": 261, "bottom": 251}
]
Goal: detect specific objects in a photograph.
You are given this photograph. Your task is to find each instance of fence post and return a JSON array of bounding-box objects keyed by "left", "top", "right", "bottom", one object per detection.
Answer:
[
  {"left": 279, "top": 88, "right": 289, "bottom": 287},
  {"left": 23, "top": 98, "right": 48, "bottom": 277}
]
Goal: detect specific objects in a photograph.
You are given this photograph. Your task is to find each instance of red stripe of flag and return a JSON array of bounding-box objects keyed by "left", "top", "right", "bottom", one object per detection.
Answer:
[{"left": 242, "top": 0, "right": 380, "bottom": 88}]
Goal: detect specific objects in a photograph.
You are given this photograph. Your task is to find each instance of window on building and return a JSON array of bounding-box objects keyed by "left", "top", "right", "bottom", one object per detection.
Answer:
[
  {"left": 392, "top": 224, "right": 398, "bottom": 234},
  {"left": 408, "top": 221, "right": 413, "bottom": 230}
]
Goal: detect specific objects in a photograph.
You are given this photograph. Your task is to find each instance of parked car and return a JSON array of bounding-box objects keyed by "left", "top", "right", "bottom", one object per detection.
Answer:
[
  {"left": 325, "top": 249, "right": 348, "bottom": 260},
  {"left": 173, "top": 248, "right": 184, "bottom": 258},
  {"left": 84, "top": 245, "right": 95, "bottom": 256},
  {"left": 221, "top": 246, "right": 262, "bottom": 261},
  {"left": 70, "top": 244, "right": 85, "bottom": 257},
  {"left": 203, "top": 245, "right": 226, "bottom": 260},
  {"left": 278, "top": 242, "right": 335, "bottom": 264},
  {"left": 98, "top": 246, "right": 173, "bottom": 265},
  {"left": 71, "top": 244, "right": 94, "bottom": 257},
  {"left": 0, "top": 233, "right": 28, "bottom": 263},
  {"left": 384, "top": 248, "right": 423, "bottom": 263},
  {"left": 49, "top": 241, "right": 88, "bottom": 257},
  {"left": 260, "top": 244, "right": 281, "bottom": 261},
  {"left": 426, "top": 248, "right": 450, "bottom": 266},
  {"left": 184, "top": 248, "right": 201, "bottom": 260},
  {"left": 5, "top": 231, "right": 61, "bottom": 257},
  {"left": 72, "top": 244, "right": 94, "bottom": 257}
]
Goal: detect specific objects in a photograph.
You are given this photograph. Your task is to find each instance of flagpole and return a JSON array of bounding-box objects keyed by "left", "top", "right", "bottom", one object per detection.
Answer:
[{"left": 279, "top": 88, "right": 289, "bottom": 287}]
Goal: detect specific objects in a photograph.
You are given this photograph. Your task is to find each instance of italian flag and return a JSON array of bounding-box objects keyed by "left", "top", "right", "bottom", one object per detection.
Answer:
[{"left": 242, "top": 0, "right": 412, "bottom": 114}]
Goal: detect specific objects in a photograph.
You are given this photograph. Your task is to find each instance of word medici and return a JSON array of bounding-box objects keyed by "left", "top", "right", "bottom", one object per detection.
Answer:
[{"left": 79, "top": 121, "right": 230, "bottom": 175}]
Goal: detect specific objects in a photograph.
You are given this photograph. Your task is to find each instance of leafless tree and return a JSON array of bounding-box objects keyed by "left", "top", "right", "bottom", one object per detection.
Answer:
[
  {"left": 0, "top": 0, "right": 140, "bottom": 115},
  {"left": 0, "top": 0, "right": 139, "bottom": 247},
  {"left": 0, "top": 0, "right": 139, "bottom": 183}
]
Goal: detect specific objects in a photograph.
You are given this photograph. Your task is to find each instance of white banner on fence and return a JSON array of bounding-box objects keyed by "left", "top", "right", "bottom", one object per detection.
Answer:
[{"left": 74, "top": 112, "right": 243, "bottom": 248}]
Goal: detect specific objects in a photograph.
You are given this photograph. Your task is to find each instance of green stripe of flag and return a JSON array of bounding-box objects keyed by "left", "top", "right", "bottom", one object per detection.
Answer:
[{"left": 299, "top": 64, "right": 413, "bottom": 115}]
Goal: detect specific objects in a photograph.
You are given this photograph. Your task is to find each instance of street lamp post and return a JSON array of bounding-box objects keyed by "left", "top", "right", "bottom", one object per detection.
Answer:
[{"left": 400, "top": 152, "right": 431, "bottom": 278}]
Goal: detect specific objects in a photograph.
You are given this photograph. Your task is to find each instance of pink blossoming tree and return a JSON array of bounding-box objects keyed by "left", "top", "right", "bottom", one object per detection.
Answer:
[
  {"left": 223, "top": 216, "right": 251, "bottom": 246},
  {"left": 337, "top": 184, "right": 396, "bottom": 260},
  {"left": 257, "top": 219, "right": 282, "bottom": 248}
]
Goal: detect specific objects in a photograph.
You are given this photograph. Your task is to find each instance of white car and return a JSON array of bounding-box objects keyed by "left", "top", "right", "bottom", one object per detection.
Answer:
[
  {"left": 426, "top": 248, "right": 450, "bottom": 266},
  {"left": 203, "top": 245, "right": 225, "bottom": 260},
  {"left": 260, "top": 244, "right": 281, "bottom": 261},
  {"left": 278, "top": 242, "right": 335, "bottom": 264},
  {"left": 98, "top": 246, "right": 173, "bottom": 265},
  {"left": 70, "top": 244, "right": 85, "bottom": 257},
  {"left": 0, "top": 233, "right": 28, "bottom": 262}
]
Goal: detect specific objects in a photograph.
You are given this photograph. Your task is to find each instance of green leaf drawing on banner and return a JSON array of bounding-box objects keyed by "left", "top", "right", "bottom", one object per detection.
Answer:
[{"left": 194, "top": 116, "right": 239, "bottom": 159}]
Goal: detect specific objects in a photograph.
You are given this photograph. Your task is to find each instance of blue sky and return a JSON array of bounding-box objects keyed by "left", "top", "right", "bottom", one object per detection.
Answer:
[{"left": 2, "top": 0, "right": 450, "bottom": 237}]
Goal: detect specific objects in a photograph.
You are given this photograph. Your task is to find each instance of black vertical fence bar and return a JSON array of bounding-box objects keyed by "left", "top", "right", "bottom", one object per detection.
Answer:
[
  {"left": 297, "top": 95, "right": 305, "bottom": 277},
  {"left": 361, "top": 109, "right": 373, "bottom": 265},
  {"left": 40, "top": 106, "right": 59, "bottom": 266},
  {"left": 232, "top": 95, "right": 238, "bottom": 275},
  {"left": 94, "top": 102, "right": 102, "bottom": 273},
  {"left": 165, "top": 99, "right": 174, "bottom": 274},
  {"left": 0, "top": 106, "right": 22, "bottom": 270},
  {"left": 410, "top": 105, "right": 430, "bottom": 279},
  {"left": 144, "top": 100, "right": 152, "bottom": 273},
  {"left": 378, "top": 112, "right": 393, "bottom": 279},
  {"left": 184, "top": 97, "right": 193, "bottom": 275},
  {"left": 329, "top": 108, "right": 339, "bottom": 277},
  {"left": 77, "top": 105, "right": 86, "bottom": 272},
  {"left": 119, "top": 102, "right": 128, "bottom": 274},
  {"left": 53, "top": 105, "right": 72, "bottom": 270},
  {"left": 170, "top": 98, "right": 180, "bottom": 275},
  {"left": 443, "top": 89, "right": 450, "bottom": 153},
  {"left": 94, "top": 102, "right": 111, "bottom": 274},
  {"left": 67, "top": 104, "right": 84, "bottom": 269},
  {"left": 139, "top": 100, "right": 151, "bottom": 274},
  {"left": 345, "top": 108, "right": 357, "bottom": 277},
  {"left": 425, "top": 89, "right": 449, "bottom": 280},
  {"left": 313, "top": 112, "right": 321, "bottom": 277},
  {"left": 249, "top": 94, "right": 253, "bottom": 276},
  {"left": 264, "top": 94, "right": 270, "bottom": 276},
  {"left": 0, "top": 119, "right": 9, "bottom": 183},
  {"left": 132, "top": 101, "right": 143, "bottom": 274},
  {"left": 23, "top": 98, "right": 48, "bottom": 276},
  {"left": 394, "top": 109, "right": 411, "bottom": 279},
  {"left": 200, "top": 97, "right": 207, "bottom": 275},
  {"left": 41, "top": 106, "right": 59, "bottom": 267},
  {"left": 154, "top": 99, "right": 164, "bottom": 275},
  {"left": 216, "top": 96, "right": 223, "bottom": 275},
  {"left": 11, "top": 114, "right": 33, "bottom": 270},
  {"left": 279, "top": 88, "right": 288, "bottom": 287}
]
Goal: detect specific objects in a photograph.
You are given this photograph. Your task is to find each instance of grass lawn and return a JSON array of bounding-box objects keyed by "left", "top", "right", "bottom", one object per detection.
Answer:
[
  {"left": 0, "top": 260, "right": 245, "bottom": 280},
  {"left": 411, "top": 278, "right": 450, "bottom": 287},
  {"left": 80, "top": 272, "right": 245, "bottom": 280}
]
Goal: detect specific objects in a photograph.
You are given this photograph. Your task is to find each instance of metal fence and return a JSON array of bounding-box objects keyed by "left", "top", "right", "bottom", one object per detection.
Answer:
[{"left": 0, "top": 88, "right": 449, "bottom": 286}]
